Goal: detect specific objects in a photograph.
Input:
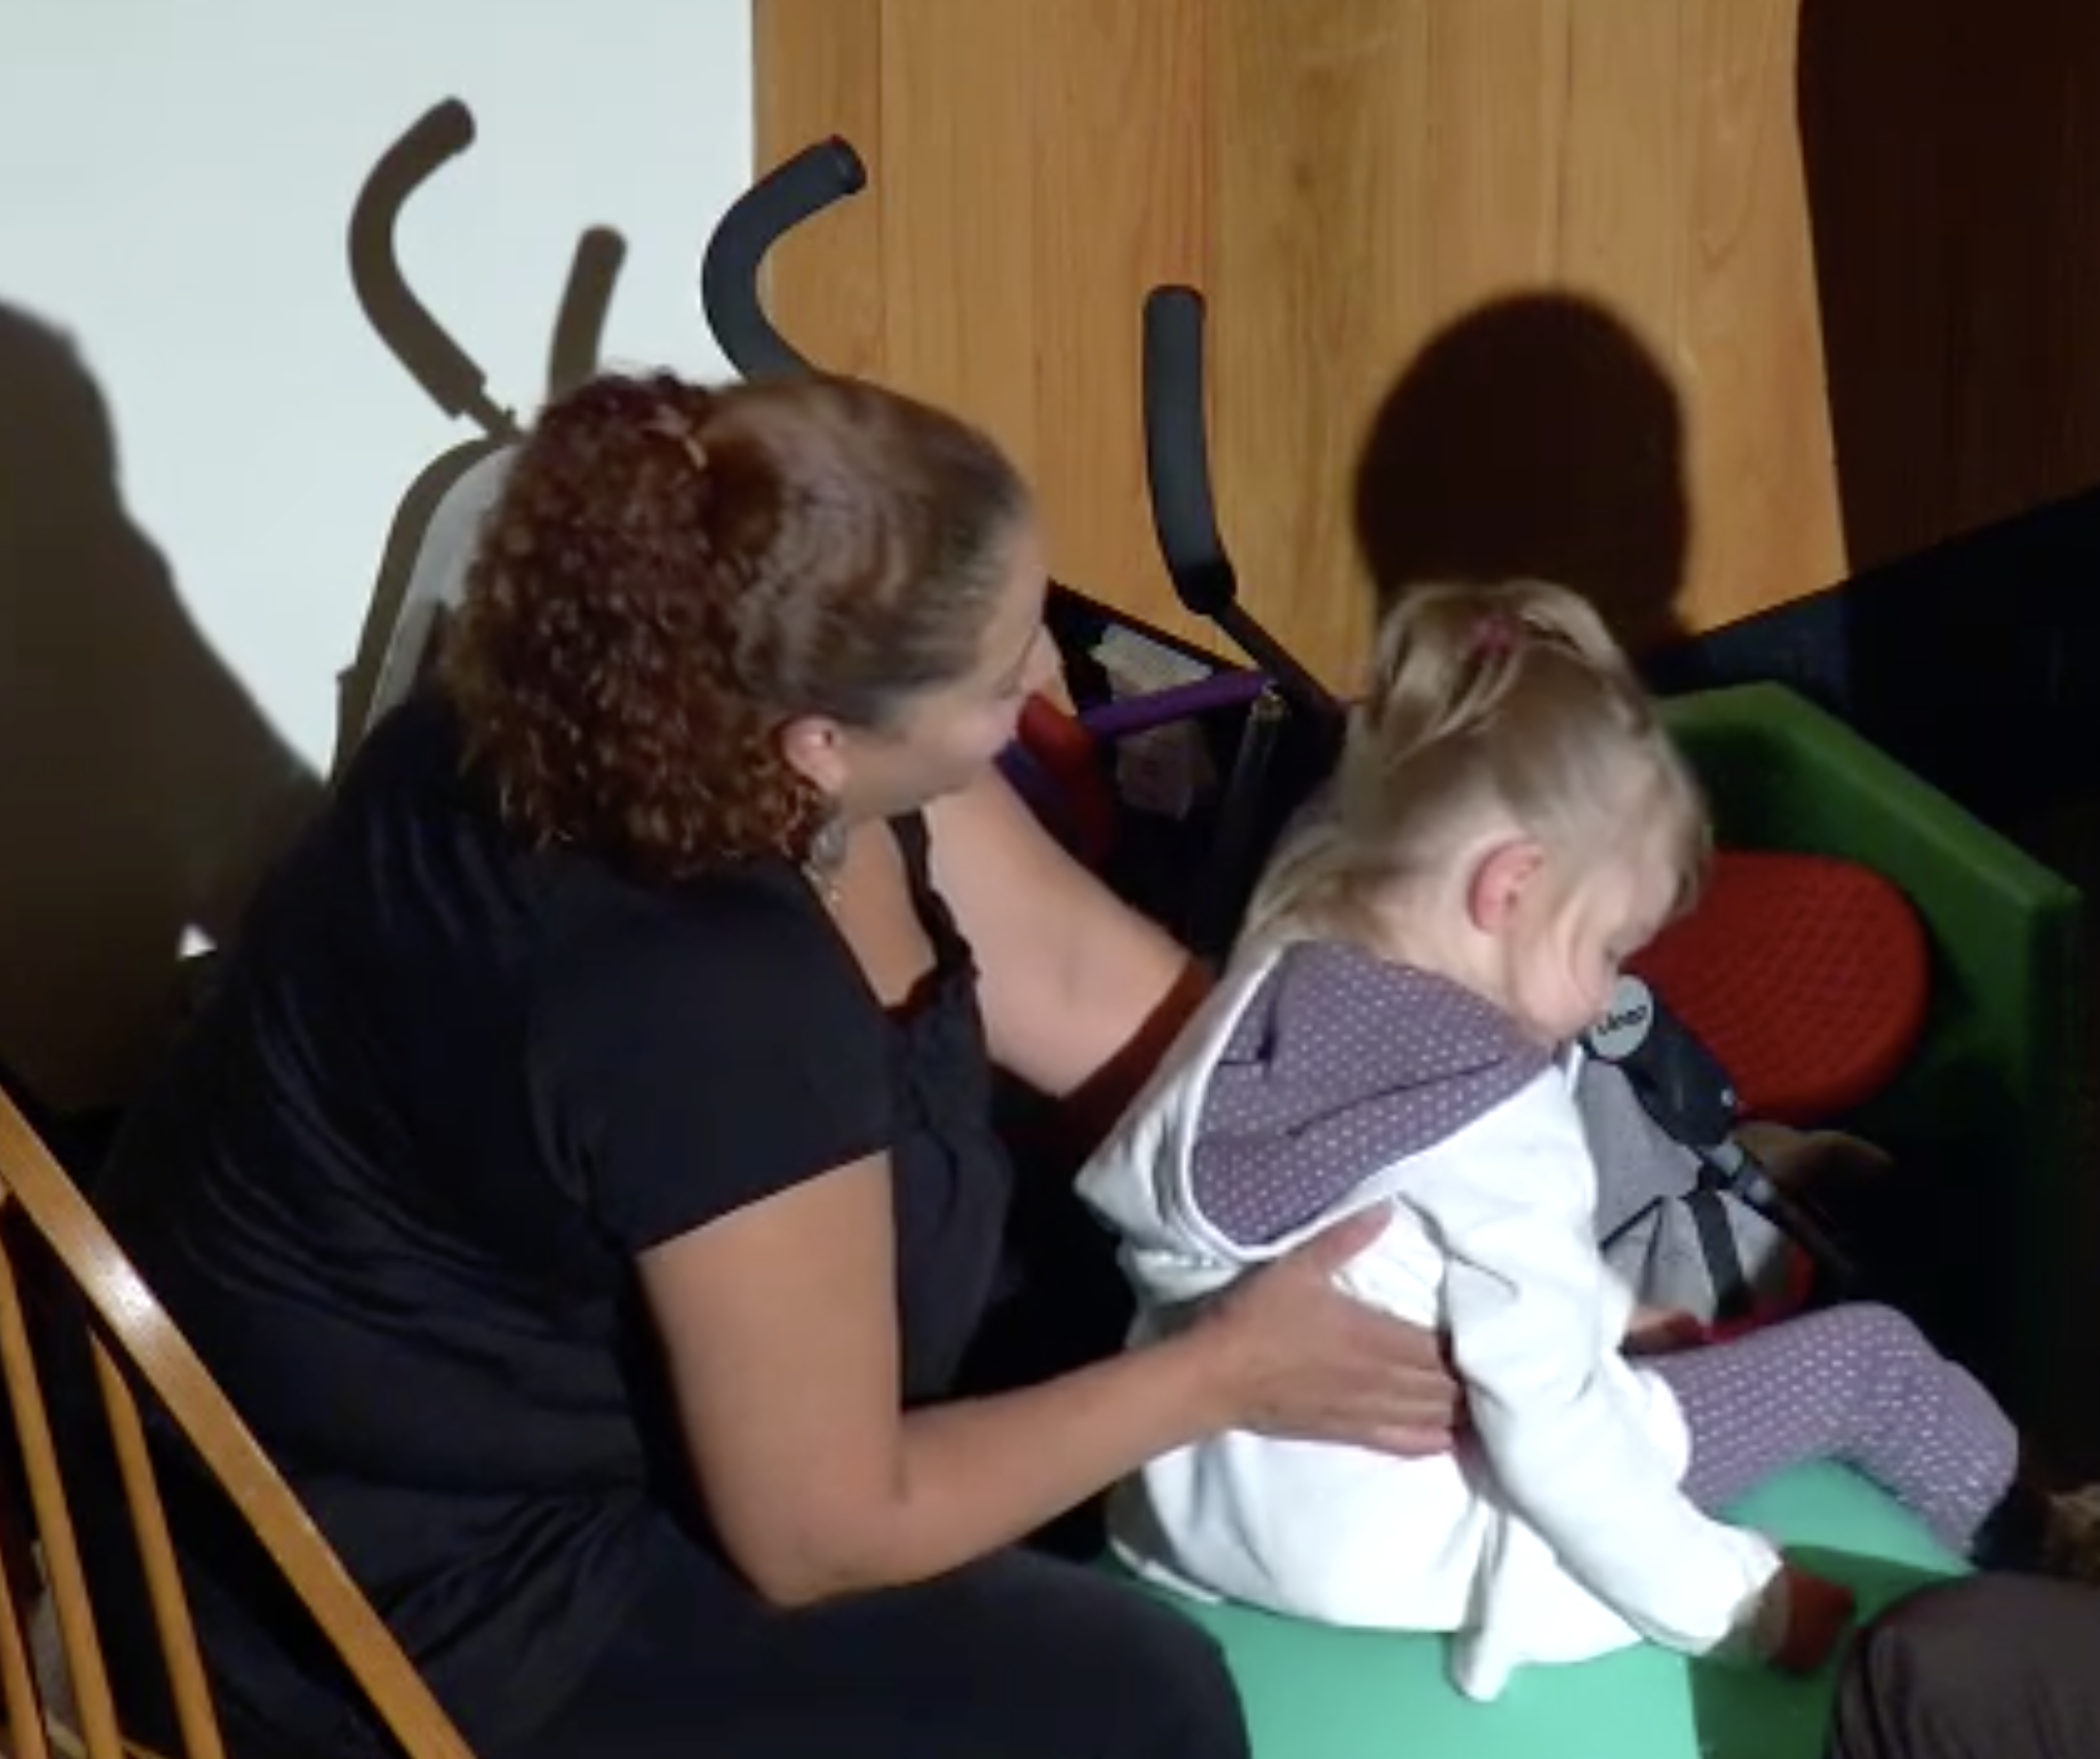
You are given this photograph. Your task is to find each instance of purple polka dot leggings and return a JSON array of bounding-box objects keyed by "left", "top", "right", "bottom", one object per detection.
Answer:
[{"left": 1646, "top": 1302, "right": 2019, "bottom": 1556}]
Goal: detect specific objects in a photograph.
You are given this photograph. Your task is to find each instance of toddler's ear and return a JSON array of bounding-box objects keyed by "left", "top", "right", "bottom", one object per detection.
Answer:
[{"left": 1463, "top": 837, "right": 1545, "bottom": 937}]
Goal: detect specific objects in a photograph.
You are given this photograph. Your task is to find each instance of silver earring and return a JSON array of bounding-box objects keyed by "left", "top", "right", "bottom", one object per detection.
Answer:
[{"left": 802, "top": 813, "right": 847, "bottom": 909}]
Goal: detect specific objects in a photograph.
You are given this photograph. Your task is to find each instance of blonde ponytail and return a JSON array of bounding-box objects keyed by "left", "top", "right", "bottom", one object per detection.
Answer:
[{"left": 1241, "top": 580, "right": 1703, "bottom": 954}]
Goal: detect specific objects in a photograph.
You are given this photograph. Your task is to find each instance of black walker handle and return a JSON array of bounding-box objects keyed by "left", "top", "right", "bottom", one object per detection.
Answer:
[
  {"left": 1140, "top": 287, "right": 1340, "bottom": 721},
  {"left": 701, "top": 137, "right": 869, "bottom": 381}
]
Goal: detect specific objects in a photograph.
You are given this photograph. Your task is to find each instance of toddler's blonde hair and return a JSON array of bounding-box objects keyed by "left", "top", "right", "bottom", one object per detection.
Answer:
[{"left": 1243, "top": 580, "right": 1708, "bottom": 951}]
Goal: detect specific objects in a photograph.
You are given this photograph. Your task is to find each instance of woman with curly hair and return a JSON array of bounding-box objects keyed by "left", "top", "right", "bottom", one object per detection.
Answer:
[{"left": 80, "top": 370, "right": 1458, "bottom": 1758}]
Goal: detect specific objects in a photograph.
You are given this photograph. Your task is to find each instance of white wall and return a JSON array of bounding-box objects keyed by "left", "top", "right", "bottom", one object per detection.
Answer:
[
  {"left": 0, "top": 0, "right": 756, "bottom": 1108},
  {"left": 3, "top": 0, "right": 754, "bottom": 767}
]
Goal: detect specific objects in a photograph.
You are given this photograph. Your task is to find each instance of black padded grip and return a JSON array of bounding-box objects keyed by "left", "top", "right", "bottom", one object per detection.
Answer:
[
  {"left": 1141, "top": 286, "right": 1340, "bottom": 719},
  {"left": 701, "top": 136, "right": 868, "bottom": 381},
  {"left": 1141, "top": 286, "right": 1237, "bottom": 619}
]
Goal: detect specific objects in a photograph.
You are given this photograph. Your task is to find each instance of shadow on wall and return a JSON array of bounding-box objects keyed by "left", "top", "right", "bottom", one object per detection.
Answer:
[
  {"left": 334, "top": 97, "right": 625, "bottom": 780},
  {"left": 1352, "top": 293, "right": 1690, "bottom": 658},
  {"left": 1798, "top": 0, "right": 2100, "bottom": 578},
  {"left": 0, "top": 304, "right": 319, "bottom": 1117}
]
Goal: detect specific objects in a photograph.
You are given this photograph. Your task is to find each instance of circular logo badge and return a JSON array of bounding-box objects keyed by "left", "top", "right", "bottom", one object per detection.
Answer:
[{"left": 1586, "top": 974, "right": 1656, "bottom": 1062}]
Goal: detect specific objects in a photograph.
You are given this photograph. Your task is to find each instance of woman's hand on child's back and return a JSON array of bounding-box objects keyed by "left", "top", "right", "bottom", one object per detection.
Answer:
[{"left": 1194, "top": 1205, "right": 1463, "bottom": 1456}]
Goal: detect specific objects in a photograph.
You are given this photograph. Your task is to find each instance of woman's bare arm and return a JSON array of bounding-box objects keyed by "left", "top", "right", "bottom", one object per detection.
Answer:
[
  {"left": 639, "top": 1159, "right": 1427, "bottom": 1608},
  {"left": 925, "top": 766, "right": 1213, "bottom": 1142}
]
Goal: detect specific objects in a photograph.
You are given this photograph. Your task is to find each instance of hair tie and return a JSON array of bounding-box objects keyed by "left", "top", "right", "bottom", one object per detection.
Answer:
[
  {"left": 1469, "top": 609, "right": 1522, "bottom": 659},
  {"left": 646, "top": 407, "right": 710, "bottom": 475}
]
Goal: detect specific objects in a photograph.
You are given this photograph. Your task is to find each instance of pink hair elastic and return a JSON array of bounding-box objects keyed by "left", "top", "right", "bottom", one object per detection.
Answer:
[{"left": 1469, "top": 609, "right": 1523, "bottom": 659}]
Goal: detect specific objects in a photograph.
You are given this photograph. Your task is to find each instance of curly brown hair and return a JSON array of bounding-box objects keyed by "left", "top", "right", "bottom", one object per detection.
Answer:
[{"left": 439, "top": 370, "right": 1028, "bottom": 881}]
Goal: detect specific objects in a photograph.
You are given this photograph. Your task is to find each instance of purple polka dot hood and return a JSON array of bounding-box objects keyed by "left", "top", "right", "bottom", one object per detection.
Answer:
[
  {"left": 1184, "top": 943, "right": 1550, "bottom": 1247},
  {"left": 1077, "top": 940, "right": 1550, "bottom": 1294}
]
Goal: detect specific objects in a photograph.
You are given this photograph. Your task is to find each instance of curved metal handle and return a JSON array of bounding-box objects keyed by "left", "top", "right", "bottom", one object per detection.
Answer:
[
  {"left": 347, "top": 100, "right": 516, "bottom": 437},
  {"left": 1141, "top": 285, "right": 1339, "bottom": 718},
  {"left": 701, "top": 136, "right": 869, "bottom": 380}
]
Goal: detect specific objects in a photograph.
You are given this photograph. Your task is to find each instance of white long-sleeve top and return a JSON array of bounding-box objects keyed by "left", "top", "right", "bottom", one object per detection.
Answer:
[{"left": 1074, "top": 940, "right": 1783, "bottom": 1700}]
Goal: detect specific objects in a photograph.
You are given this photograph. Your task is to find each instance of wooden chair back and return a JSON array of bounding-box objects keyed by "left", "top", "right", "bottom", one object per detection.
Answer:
[{"left": 0, "top": 1087, "right": 475, "bottom": 1759}]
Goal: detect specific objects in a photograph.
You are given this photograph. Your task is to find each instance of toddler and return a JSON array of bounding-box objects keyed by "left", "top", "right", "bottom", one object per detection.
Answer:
[{"left": 1077, "top": 580, "right": 2089, "bottom": 1698}]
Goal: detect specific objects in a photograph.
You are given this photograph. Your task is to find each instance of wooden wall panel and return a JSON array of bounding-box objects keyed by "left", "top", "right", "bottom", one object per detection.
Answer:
[
  {"left": 1674, "top": 3, "right": 1843, "bottom": 637},
  {"left": 754, "top": 0, "right": 1213, "bottom": 650},
  {"left": 1210, "top": 0, "right": 1432, "bottom": 688},
  {"left": 1030, "top": 0, "right": 1211, "bottom": 640},
  {"left": 1554, "top": 3, "right": 1688, "bottom": 648},
  {"left": 1422, "top": 1, "right": 1571, "bottom": 297},
  {"left": 878, "top": 2, "right": 1042, "bottom": 468},
  {"left": 753, "top": 0, "right": 1847, "bottom": 688},
  {"left": 752, "top": 0, "right": 886, "bottom": 379}
]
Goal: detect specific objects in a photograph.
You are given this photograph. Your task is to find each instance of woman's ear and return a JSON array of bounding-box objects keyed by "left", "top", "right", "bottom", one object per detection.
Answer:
[
  {"left": 1464, "top": 837, "right": 1546, "bottom": 937},
  {"left": 778, "top": 713, "right": 851, "bottom": 800}
]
